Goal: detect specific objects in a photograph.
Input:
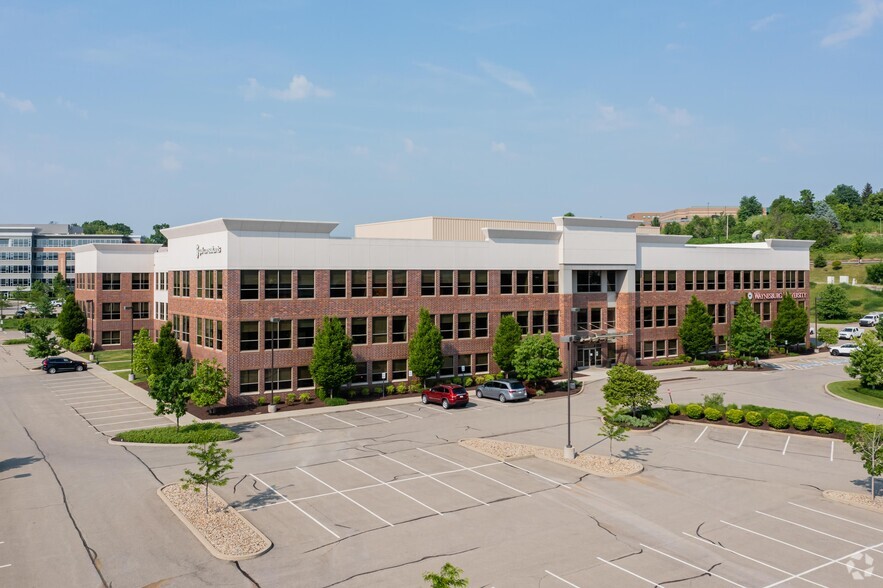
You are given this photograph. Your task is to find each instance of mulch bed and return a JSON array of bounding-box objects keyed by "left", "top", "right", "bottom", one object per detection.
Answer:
[{"left": 669, "top": 414, "right": 846, "bottom": 440}]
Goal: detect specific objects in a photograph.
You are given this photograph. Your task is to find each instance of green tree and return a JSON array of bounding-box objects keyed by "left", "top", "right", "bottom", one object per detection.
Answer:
[
  {"left": 728, "top": 297, "right": 769, "bottom": 358},
  {"left": 845, "top": 332, "right": 883, "bottom": 390},
  {"left": 25, "top": 323, "right": 61, "bottom": 358},
  {"left": 597, "top": 403, "right": 629, "bottom": 463},
  {"left": 849, "top": 424, "right": 883, "bottom": 502},
  {"left": 661, "top": 221, "right": 682, "bottom": 235},
  {"left": 144, "top": 223, "right": 169, "bottom": 245},
  {"left": 148, "top": 361, "right": 193, "bottom": 431},
  {"left": 650, "top": 216, "right": 660, "bottom": 227},
  {"left": 827, "top": 184, "right": 862, "bottom": 208},
  {"left": 685, "top": 215, "right": 713, "bottom": 239},
  {"left": 132, "top": 328, "right": 156, "bottom": 376},
  {"left": 492, "top": 314, "right": 522, "bottom": 377},
  {"left": 861, "top": 182, "right": 874, "bottom": 203},
  {"left": 811, "top": 200, "right": 842, "bottom": 231},
  {"left": 81, "top": 220, "right": 132, "bottom": 235},
  {"left": 51, "top": 272, "right": 69, "bottom": 300},
  {"left": 815, "top": 284, "right": 850, "bottom": 321},
  {"left": 797, "top": 189, "right": 815, "bottom": 214},
  {"left": 679, "top": 296, "right": 714, "bottom": 359},
  {"left": 191, "top": 359, "right": 230, "bottom": 407},
  {"left": 563, "top": 211, "right": 575, "bottom": 217},
  {"left": 601, "top": 364, "right": 660, "bottom": 417},
  {"left": 423, "top": 563, "right": 468, "bottom": 588},
  {"left": 737, "top": 195, "right": 764, "bottom": 221},
  {"left": 309, "top": 316, "right": 357, "bottom": 399},
  {"left": 813, "top": 253, "right": 827, "bottom": 268},
  {"left": 181, "top": 442, "right": 235, "bottom": 514},
  {"left": 148, "top": 322, "right": 184, "bottom": 383},
  {"left": 867, "top": 264, "right": 883, "bottom": 285},
  {"left": 852, "top": 232, "right": 867, "bottom": 263},
  {"left": 55, "top": 294, "right": 87, "bottom": 341},
  {"left": 770, "top": 292, "right": 809, "bottom": 347},
  {"left": 512, "top": 333, "right": 562, "bottom": 386},
  {"left": 408, "top": 308, "right": 443, "bottom": 386}
]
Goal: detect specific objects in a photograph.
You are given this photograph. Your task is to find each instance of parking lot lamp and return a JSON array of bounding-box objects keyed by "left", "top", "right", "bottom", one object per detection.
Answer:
[
  {"left": 123, "top": 305, "right": 134, "bottom": 381},
  {"left": 564, "top": 307, "right": 580, "bottom": 460}
]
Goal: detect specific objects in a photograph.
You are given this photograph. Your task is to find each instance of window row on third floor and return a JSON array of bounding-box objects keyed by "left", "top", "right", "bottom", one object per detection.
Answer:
[
  {"left": 638, "top": 269, "right": 808, "bottom": 292},
  {"left": 77, "top": 272, "right": 151, "bottom": 291}
]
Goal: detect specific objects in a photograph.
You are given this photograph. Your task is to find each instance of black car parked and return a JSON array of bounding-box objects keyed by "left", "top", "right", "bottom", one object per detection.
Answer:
[{"left": 42, "top": 356, "right": 88, "bottom": 374}]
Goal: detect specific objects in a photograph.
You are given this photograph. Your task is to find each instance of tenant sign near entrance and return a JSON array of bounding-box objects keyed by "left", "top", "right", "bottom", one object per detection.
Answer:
[{"left": 746, "top": 291, "right": 807, "bottom": 301}]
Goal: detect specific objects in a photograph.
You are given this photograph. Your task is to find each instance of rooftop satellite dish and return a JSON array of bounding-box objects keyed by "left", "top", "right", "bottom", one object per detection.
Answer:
[{"left": 751, "top": 230, "right": 763, "bottom": 240}]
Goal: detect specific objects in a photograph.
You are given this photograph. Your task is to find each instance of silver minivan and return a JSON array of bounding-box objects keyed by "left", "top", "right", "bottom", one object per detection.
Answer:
[{"left": 475, "top": 379, "right": 528, "bottom": 402}]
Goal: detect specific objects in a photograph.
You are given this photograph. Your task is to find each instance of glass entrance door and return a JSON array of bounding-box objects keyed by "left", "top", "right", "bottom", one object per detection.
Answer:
[{"left": 577, "top": 345, "right": 602, "bottom": 368}]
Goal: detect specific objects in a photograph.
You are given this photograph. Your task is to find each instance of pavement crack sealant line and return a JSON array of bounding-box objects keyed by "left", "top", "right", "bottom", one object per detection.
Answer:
[
  {"left": 659, "top": 561, "right": 722, "bottom": 585},
  {"left": 233, "top": 561, "right": 261, "bottom": 588},
  {"left": 120, "top": 445, "right": 163, "bottom": 485},
  {"left": 319, "top": 546, "right": 480, "bottom": 588},
  {"left": 695, "top": 521, "right": 724, "bottom": 548},
  {"left": 23, "top": 426, "right": 110, "bottom": 588},
  {"left": 588, "top": 515, "right": 617, "bottom": 539}
]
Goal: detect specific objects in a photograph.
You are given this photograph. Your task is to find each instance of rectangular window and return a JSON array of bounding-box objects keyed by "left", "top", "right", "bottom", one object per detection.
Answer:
[
  {"left": 548, "top": 310, "right": 559, "bottom": 333},
  {"left": 458, "top": 314, "right": 471, "bottom": 338},
  {"left": 643, "top": 307, "right": 653, "bottom": 329},
  {"left": 392, "top": 270, "right": 407, "bottom": 297},
  {"left": 668, "top": 339, "right": 678, "bottom": 357},
  {"left": 197, "top": 317, "right": 203, "bottom": 346},
  {"left": 351, "top": 317, "right": 367, "bottom": 345},
  {"left": 715, "top": 270, "right": 724, "bottom": 290},
  {"left": 181, "top": 272, "right": 190, "bottom": 297},
  {"left": 516, "top": 271, "right": 529, "bottom": 294},
  {"left": 205, "top": 319, "right": 214, "bottom": 349},
  {"left": 576, "top": 309, "right": 588, "bottom": 331},
  {"left": 654, "top": 270, "right": 664, "bottom": 292},
  {"left": 217, "top": 320, "right": 223, "bottom": 351},
  {"left": 102, "top": 273, "right": 120, "bottom": 290},
  {"left": 132, "top": 273, "right": 149, "bottom": 290},
  {"left": 708, "top": 304, "right": 716, "bottom": 323},
  {"left": 372, "top": 316, "right": 388, "bottom": 344},
  {"left": 438, "top": 270, "right": 453, "bottom": 296},
  {"left": 656, "top": 340, "right": 666, "bottom": 358},
  {"left": 475, "top": 353, "right": 489, "bottom": 373},
  {"left": 547, "top": 270, "right": 558, "bottom": 293},
  {"left": 575, "top": 270, "right": 602, "bottom": 293},
  {"left": 475, "top": 313, "right": 488, "bottom": 338},
  {"left": 297, "top": 366, "right": 313, "bottom": 389},
  {"left": 696, "top": 270, "right": 705, "bottom": 291},
  {"left": 351, "top": 270, "right": 367, "bottom": 297},
  {"left": 776, "top": 270, "right": 783, "bottom": 289},
  {"left": 265, "top": 368, "right": 292, "bottom": 393},
  {"left": 371, "top": 361, "right": 386, "bottom": 383},
  {"left": 606, "top": 308, "right": 616, "bottom": 330},
  {"left": 372, "top": 270, "right": 387, "bottom": 297},
  {"left": 532, "top": 310, "right": 544, "bottom": 334},
  {"left": 516, "top": 311, "right": 529, "bottom": 334},
  {"left": 500, "top": 271, "right": 513, "bottom": 294},
  {"left": 439, "top": 314, "right": 454, "bottom": 339},
  {"left": 753, "top": 270, "right": 761, "bottom": 289},
  {"left": 392, "top": 359, "right": 408, "bottom": 380},
  {"left": 240, "top": 270, "right": 259, "bottom": 300},
  {"left": 642, "top": 270, "right": 653, "bottom": 292},
  {"left": 607, "top": 270, "right": 617, "bottom": 293},
  {"left": 798, "top": 271, "right": 805, "bottom": 289},
  {"left": 265, "top": 320, "right": 292, "bottom": 349},
  {"left": 531, "top": 270, "right": 544, "bottom": 294},
  {"left": 101, "top": 331, "right": 120, "bottom": 345},
  {"left": 590, "top": 308, "right": 602, "bottom": 330},
  {"left": 102, "top": 302, "right": 120, "bottom": 320},
  {"left": 181, "top": 316, "right": 190, "bottom": 342},
  {"left": 717, "top": 304, "right": 726, "bottom": 324},
  {"left": 440, "top": 356, "right": 455, "bottom": 377},
  {"left": 297, "top": 270, "right": 314, "bottom": 298},
  {"left": 762, "top": 301, "right": 771, "bottom": 321},
  {"left": 330, "top": 270, "right": 347, "bottom": 298},
  {"left": 240, "top": 370, "right": 259, "bottom": 394},
  {"left": 197, "top": 271, "right": 203, "bottom": 298},
  {"left": 762, "top": 270, "right": 770, "bottom": 289},
  {"left": 473, "top": 270, "right": 488, "bottom": 295},
  {"left": 240, "top": 321, "right": 259, "bottom": 351},
  {"left": 265, "top": 270, "right": 292, "bottom": 299},
  {"left": 708, "top": 270, "right": 717, "bottom": 291},
  {"left": 421, "top": 270, "right": 436, "bottom": 296},
  {"left": 685, "top": 270, "right": 693, "bottom": 291},
  {"left": 297, "top": 319, "right": 314, "bottom": 348},
  {"left": 655, "top": 306, "right": 665, "bottom": 328},
  {"left": 644, "top": 341, "right": 654, "bottom": 359},
  {"left": 352, "top": 362, "right": 368, "bottom": 384},
  {"left": 205, "top": 270, "right": 215, "bottom": 299},
  {"left": 458, "top": 271, "right": 472, "bottom": 295},
  {"left": 132, "top": 301, "right": 149, "bottom": 320},
  {"left": 667, "top": 271, "right": 676, "bottom": 291},
  {"left": 392, "top": 316, "right": 407, "bottom": 342},
  {"left": 668, "top": 305, "right": 677, "bottom": 327},
  {"left": 172, "top": 315, "right": 180, "bottom": 339},
  {"left": 216, "top": 270, "right": 223, "bottom": 299}
]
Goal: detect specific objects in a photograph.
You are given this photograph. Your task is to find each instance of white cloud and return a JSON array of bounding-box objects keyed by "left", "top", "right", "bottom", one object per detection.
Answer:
[
  {"left": 403, "top": 138, "right": 416, "bottom": 154},
  {"left": 244, "top": 75, "right": 333, "bottom": 102},
  {"left": 822, "top": 0, "right": 883, "bottom": 46},
  {"left": 478, "top": 60, "right": 535, "bottom": 95},
  {"left": 160, "top": 141, "right": 182, "bottom": 172},
  {"left": 0, "top": 91, "right": 35, "bottom": 113},
  {"left": 648, "top": 97, "right": 693, "bottom": 126},
  {"left": 414, "top": 61, "right": 481, "bottom": 83},
  {"left": 56, "top": 97, "right": 88, "bottom": 119},
  {"left": 751, "top": 13, "right": 782, "bottom": 32},
  {"left": 491, "top": 141, "right": 507, "bottom": 153},
  {"left": 591, "top": 104, "right": 633, "bottom": 131}
]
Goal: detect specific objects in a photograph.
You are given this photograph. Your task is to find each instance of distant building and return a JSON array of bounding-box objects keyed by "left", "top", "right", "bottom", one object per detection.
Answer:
[
  {"left": 628, "top": 205, "right": 744, "bottom": 225},
  {"left": 0, "top": 223, "right": 138, "bottom": 295}
]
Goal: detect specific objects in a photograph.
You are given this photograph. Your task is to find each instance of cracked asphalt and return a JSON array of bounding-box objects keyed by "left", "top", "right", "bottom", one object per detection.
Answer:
[{"left": 4, "top": 337, "right": 883, "bottom": 587}]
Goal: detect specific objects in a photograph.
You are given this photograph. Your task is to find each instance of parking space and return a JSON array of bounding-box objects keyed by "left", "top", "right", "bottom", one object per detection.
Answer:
[
  {"left": 546, "top": 501, "right": 883, "bottom": 587},
  {"left": 41, "top": 372, "right": 169, "bottom": 435},
  {"left": 0, "top": 541, "right": 8, "bottom": 572},
  {"left": 230, "top": 443, "right": 572, "bottom": 547}
]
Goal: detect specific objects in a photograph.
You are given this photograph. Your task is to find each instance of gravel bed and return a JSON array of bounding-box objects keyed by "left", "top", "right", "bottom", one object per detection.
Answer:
[
  {"left": 161, "top": 483, "right": 271, "bottom": 559},
  {"left": 823, "top": 490, "right": 883, "bottom": 514},
  {"left": 460, "top": 438, "right": 642, "bottom": 477}
]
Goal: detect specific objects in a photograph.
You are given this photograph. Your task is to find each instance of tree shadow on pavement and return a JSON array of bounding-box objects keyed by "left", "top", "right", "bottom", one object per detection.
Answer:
[
  {"left": 0, "top": 455, "right": 41, "bottom": 472},
  {"left": 617, "top": 445, "right": 653, "bottom": 462},
  {"left": 851, "top": 477, "right": 883, "bottom": 497}
]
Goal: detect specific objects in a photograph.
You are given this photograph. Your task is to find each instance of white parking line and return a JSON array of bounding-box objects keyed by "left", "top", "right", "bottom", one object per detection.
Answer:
[
  {"left": 830, "top": 441, "right": 834, "bottom": 462},
  {"left": 640, "top": 543, "right": 745, "bottom": 587},
  {"left": 65, "top": 399, "right": 131, "bottom": 407},
  {"left": 417, "top": 448, "right": 530, "bottom": 497},
  {"left": 46, "top": 382, "right": 100, "bottom": 390},
  {"left": 503, "top": 461, "right": 571, "bottom": 490},
  {"left": 62, "top": 393, "right": 122, "bottom": 402},
  {"left": 324, "top": 413, "right": 358, "bottom": 428},
  {"left": 96, "top": 417, "right": 168, "bottom": 428},
  {"left": 100, "top": 421, "right": 170, "bottom": 434},
  {"left": 56, "top": 388, "right": 116, "bottom": 396},
  {"left": 756, "top": 510, "right": 883, "bottom": 557},
  {"left": 355, "top": 410, "right": 390, "bottom": 423},
  {"left": 782, "top": 436, "right": 791, "bottom": 455},
  {"left": 737, "top": 431, "right": 748, "bottom": 449},
  {"left": 78, "top": 406, "right": 148, "bottom": 416},
  {"left": 257, "top": 423, "right": 285, "bottom": 437},
  {"left": 595, "top": 558, "right": 662, "bottom": 587},
  {"left": 0, "top": 564, "right": 10, "bottom": 569},
  {"left": 89, "top": 412, "right": 156, "bottom": 422},
  {"left": 386, "top": 406, "right": 423, "bottom": 419},
  {"left": 788, "top": 502, "right": 883, "bottom": 534},
  {"left": 338, "top": 459, "right": 443, "bottom": 516},
  {"left": 296, "top": 466, "right": 394, "bottom": 527},
  {"left": 545, "top": 569, "right": 584, "bottom": 587},
  {"left": 250, "top": 473, "right": 340, "bottom": 539},
  {"left": 419, "top": 404, "right": 453, "bottom": 415},
  {"left": 764, "top": 540, "right": 883, "bottom": 588},
  {"left": 381, "top": 454, "right": 487, "bottom": 505},
  {"left": 290, "top": 417, "right": 322, "bottom": 432},
  {"left": 694, "top": 426, "right": 708, "bottom": 443}
]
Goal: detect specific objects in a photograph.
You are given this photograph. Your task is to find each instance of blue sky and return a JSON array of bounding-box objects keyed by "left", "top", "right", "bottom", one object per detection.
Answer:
[{"left": 2, "top": 1, "right": 882, "bottom": 236}]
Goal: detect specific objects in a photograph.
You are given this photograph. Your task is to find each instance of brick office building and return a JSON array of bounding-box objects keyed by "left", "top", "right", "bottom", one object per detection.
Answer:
[{"left": 73, "top": 216, "right": 811, "bottom": 405}]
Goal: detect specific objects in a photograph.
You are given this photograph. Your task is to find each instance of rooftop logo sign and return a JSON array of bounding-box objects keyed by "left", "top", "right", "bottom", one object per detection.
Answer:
[
  {"left": 746, "top": 291, "right": 807, "bottom": 301},
  {"left": 196, "top": 244, "right": 222, "bottom": 259}
]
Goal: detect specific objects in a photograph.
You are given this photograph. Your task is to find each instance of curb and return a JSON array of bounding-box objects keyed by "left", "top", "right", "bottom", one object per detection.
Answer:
[
  {"left": 821, "top": 490, "right": 883, "bottom": 515},
  {"left": 109, "top": 436, "right": 241, "bottom": 448},
  {"left": 824, "top": 381, "right": 883, "bottom": 410},
  {"left": 628, "top": 419, "right": 670, "bottom": 435},
  {"left": 667, "top": 418, "right": 843, "bottom": 443},
  {"left": 157, "top": 484, "right": 272, "bottom": 561}
]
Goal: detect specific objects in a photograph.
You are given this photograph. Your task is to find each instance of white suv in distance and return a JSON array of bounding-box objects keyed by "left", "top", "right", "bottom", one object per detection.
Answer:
[
  {"left": 838, "top": 326, "right": 864, "bottom": 340},
  {"left": 830, "top": 342, "right": 859, "bottom": 356},
  {"left": 859, "top": 313, "right": 881, "bottom": 327}
]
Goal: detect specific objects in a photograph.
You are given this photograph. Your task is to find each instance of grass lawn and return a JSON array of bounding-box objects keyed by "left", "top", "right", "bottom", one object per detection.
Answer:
[
  {"left": 114, "top": 422, "right": 238, "bottom": 444},
  {"left": 828, "top": 380, "right": 883, "bottom": 409},
  {"left": 75, "top": 349, "right": 148, "bottom": 383},
  {"left": 809, "top": 282, "right": 883, "bottom": 324}
]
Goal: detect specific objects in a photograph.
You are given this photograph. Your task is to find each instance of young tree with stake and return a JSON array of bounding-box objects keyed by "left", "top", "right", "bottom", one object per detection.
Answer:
[
  {"left": 850, "top": 424, "right": 883, "bottom": 502},
  {"left": 181, "top": 442, "right": 235, "bottom": 514}
]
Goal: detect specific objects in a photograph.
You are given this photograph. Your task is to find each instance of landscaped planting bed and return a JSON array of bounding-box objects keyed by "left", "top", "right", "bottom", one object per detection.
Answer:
[{"left": 114, "top": 423, "right": 239, "bottom": 444}]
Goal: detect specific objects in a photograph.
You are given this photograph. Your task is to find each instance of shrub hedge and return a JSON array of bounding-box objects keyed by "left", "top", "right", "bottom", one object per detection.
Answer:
[
  {"left": 685, "top": 403, "right": 704, "bottom": 419},
  {"left": 813, "top": 416, "right": 835, "bottom": 434},
  {"left": 745, "top": 411, "right": 764, "bottom": 427},
  {"left": 792, "top": 415, "right": 811, "bottom": 431},
  {"left": 767, "top": 412, "right": 790, "bottom": 430},
  {"left": 324, "top": 397, "right": 348, "bottom": 406},
  {"left": 668, "top": 403, "right": 681, "bottom": 416},
  {"left": 114, "top": 423, "right": 238, "bottom": 444},
  {"left": 703, "top": 407, "right": 722, "bottom": 421},
  {"left": 725, "top": 409, "right": 744, "bottom": 424}
]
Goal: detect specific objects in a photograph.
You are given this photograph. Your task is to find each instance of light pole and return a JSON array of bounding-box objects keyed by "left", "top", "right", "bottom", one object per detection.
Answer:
[
  {"left": 564, "top": 306, "right": 580, "bottom": 460},
  {"left": 269, "top": 317, "right": 280, "bottom": 410},
  {"left": 123, "top": 305, "right": 134, "bottom": 381},
  {"left": 88, "top": 299, "right": 95, "bottom": 362}
]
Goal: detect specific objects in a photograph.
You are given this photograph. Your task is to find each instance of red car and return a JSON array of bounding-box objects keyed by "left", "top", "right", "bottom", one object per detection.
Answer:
[{"left": 422, "top": 384, "right": 469, "bottom": 409}]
